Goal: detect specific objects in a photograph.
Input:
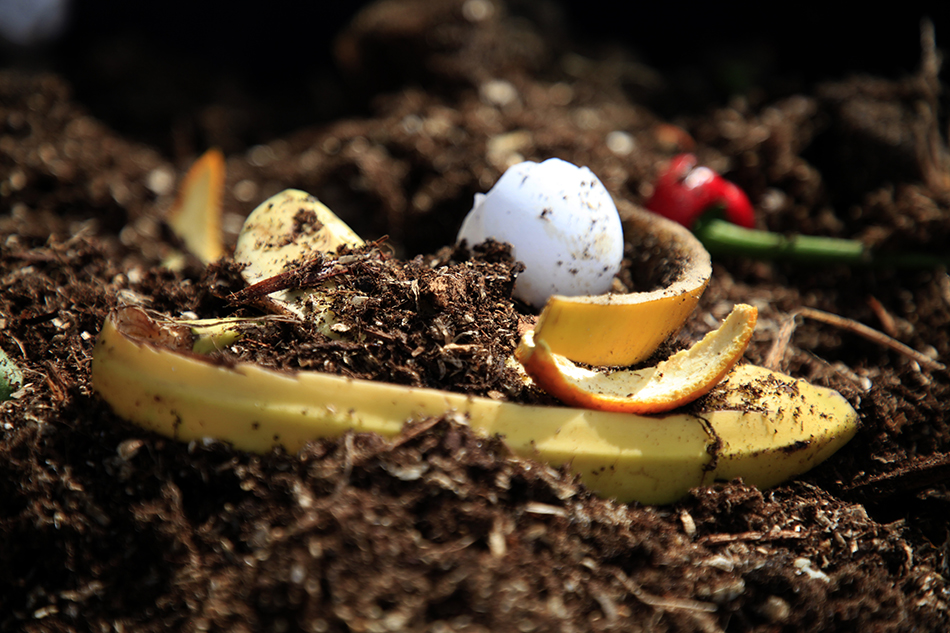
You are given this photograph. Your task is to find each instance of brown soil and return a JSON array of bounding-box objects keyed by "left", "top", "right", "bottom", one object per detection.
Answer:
[{"left": 2, "top": 2, "right": 949, "bottom": 631}]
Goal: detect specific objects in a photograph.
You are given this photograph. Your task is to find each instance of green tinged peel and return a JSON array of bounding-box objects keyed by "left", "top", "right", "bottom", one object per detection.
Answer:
[{"left": 0, "top": 347, "right": 24, "bottom": 401}]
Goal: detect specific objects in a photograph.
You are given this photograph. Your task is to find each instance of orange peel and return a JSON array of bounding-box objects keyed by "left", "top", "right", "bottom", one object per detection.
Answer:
[
  {"left": 516, "top": 303, "right": 758, "bottom": 414},
  {"left": 534, "top": 205, "right": 712, "bottom": 367},
  {"left": 166, "top": 148, "right": 226, "bottom": 264}
]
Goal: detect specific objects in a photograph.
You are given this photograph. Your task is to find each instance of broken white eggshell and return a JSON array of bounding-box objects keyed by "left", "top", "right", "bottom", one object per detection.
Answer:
[{"left": 457, "top": 158, "right": 624, "bottom": 309}]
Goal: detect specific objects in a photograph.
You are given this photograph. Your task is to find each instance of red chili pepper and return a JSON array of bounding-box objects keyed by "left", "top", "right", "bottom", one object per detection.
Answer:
[
  {"left": 645, "top": 154, "right": 755, "bottom": 229},
  {"left": 643, "top": 154, "right": 947, "bottom": 269}
]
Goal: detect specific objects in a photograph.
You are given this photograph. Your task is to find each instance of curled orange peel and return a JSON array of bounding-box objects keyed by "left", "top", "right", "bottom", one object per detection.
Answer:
[
  {"left": 516, "top": 304, "right": 758, "bottom": 413},
  {"left": 166, "top": 148, "right": 226, "bottom": 264},
  {"left": 534, "top": 206, "right": 712, "bottom": 367}
]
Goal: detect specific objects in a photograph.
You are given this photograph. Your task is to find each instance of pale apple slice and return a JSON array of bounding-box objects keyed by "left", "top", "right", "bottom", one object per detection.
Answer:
[
  {"left": 166, "top": 148, "right": 226, "bottom": 264},
  {"left": 516, "top": 303, "right": 757, "bottom": 414}
]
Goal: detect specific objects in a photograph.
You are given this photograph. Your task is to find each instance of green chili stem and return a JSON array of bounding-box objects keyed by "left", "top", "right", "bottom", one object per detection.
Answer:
[{"left": 692, "top": 217, "right": 949, "bottom": 269}]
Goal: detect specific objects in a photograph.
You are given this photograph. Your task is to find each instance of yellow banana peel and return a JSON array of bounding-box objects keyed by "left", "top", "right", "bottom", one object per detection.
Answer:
[
  {"left": 534, "top": 206, "right": 712, "bottom": 367},
  {"left": 233, "top": 189, "right": 364, "bottom": 326},
  {"left": 91, "top": 307, "right": 859, "bottom": 505},
  {"left": 703, "top": 364, "right": 858, "bottom": 490}
]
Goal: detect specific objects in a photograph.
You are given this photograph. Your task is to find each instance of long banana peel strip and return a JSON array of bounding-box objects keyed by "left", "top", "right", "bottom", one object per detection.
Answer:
[
  {"left": 166, "top": 148, "right": 226, "bottom": 265},
  {"left": 233, "top": 189, "right": 364, "bottom": 327},
  {"left": 92, "top": 307, "right": 859, "bottom": 505},
  {"left": 535, "top": 206, "right": 712, "bottom": 367},
  {"left": 516, "top": 304, "right": 758, "bottom": 414}
]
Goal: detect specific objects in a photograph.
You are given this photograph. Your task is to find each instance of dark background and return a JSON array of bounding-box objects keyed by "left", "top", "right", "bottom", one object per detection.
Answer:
[{"left": 2, "top": 0, "right": 946, "bottom": 153}]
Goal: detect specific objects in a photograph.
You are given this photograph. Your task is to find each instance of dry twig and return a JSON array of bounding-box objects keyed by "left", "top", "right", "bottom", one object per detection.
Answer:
[
  {"left": 698, "top": 529, "right": 808, "bottom": 545},
  {"left": 797, "top": 307, "right": 945, "bottom": 372},
  {"left": 764, "top": 314, "right": 798, "bottom": 372},
  {"left": 611, "top": 569, "right": 717, "bottom": 614}
]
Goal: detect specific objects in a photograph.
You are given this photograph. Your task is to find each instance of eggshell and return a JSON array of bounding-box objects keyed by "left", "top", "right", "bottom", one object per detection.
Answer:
[{"left": 457, "top": 158, "right": 623, "bottom": 308}]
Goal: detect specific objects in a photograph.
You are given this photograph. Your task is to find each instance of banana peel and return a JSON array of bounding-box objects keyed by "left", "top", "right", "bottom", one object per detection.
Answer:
[
  {"left": 233, "top": 189, "right": 365, "bottom": 335},
  {"left": 701, "top": 364, "right": 857, "bottom": 490},
  {"left": 92, "top": 307, "right": 859, "bottom": 505},
  {"left": 535, "top": 206, "right": 712, "bottom": 367}
]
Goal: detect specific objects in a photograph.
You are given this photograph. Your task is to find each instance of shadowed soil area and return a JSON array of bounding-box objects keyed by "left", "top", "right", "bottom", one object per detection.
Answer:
[{"left": 1, "top": 1, "right": 949, "bottom": 631}]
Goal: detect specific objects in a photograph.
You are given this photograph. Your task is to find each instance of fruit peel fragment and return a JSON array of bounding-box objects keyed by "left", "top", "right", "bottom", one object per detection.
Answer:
[
  {"left": 534, "top": 205, "right": 712, "bottom": 367},
  {"left": 233, "top": 189, "right": 365, "bottom": 330},
  {"left": 701, "top": 364, "right": 860, "bottom": 490},
  {"left": 0, "top": 347, "right": 24, "bottom": 401},
  {"left": 92, "top": 307, "right": 858, "bottom": 505},
  {"left": 166, "top": 148, "right": 226, "bottom": 265},
  {"left": 517, "top": 304, "right": 758, "bottom": 414}
]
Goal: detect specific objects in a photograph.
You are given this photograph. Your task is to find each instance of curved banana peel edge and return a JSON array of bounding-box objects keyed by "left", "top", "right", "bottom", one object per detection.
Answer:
[
  {"left": 516, "top": 304, "right": 758, "bottom": 414},
  {"left": 91, "top": 307, "right": 860, "bottom": 505},
  {"left": 532, "top": 205, "right": 713, "bottom": 367}
]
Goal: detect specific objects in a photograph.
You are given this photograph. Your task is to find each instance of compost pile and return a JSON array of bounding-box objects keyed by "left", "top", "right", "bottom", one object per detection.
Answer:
[{"left": 1, "top": 1, "right": 949, "bottom": 631}]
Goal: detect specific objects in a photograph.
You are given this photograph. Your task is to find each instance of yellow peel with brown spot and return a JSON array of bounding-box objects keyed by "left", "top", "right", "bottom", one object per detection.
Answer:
[
  {"left": 92, "top": 307, "right": 858, "bottom": 505},
  {"left": 516, "top": 304, "right": 758, "bottom": 414},
  {"left": 233, "top": 189, "right": 364, "bottom": 327},
  {"left": 166, "top": 148, "right": 226, "bottom": 264},
  {"left": 534, "top": 205, "right": 712, "bottom": 367}
]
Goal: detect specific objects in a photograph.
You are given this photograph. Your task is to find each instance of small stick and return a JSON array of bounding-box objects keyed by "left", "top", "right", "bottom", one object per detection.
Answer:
[
  {"left": 797, "top": 307, "right": 945, "bottom": 372},
  {"left": 333, "top": 432, "right": 355, "bottom": 496},
  {"left": 763, "top": 314, "right": 798, "bottom": 372},
  {"left": 389, "top": 416, "right": 446, "bottom": 450},
  {"left": 228, "top": 257, "right": 357, "bottom": 305},
  {"left": 228, "top": 256, "right": 325, "bottom": 304},
  {"left": 698, "top": 529, "right": 807, "bottom": 545},
  {"left": 865, "top": 296, "right": 902, "bottom": 339},
  {"left": 229, "top": 236, "right": 391, "bottom": 305},
  {"left": 843, "top": 451, "right": 950, "bottom": 499},
  {"left": 611, "top": 569, "right": 717, "bottom": 614}
]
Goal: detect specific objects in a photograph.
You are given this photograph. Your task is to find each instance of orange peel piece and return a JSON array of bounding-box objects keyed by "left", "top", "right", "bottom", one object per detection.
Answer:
[
  {"left": 534, "top": 205, "right": 712, "bottom": 367},
  {"left": 516, "top": 303, "right": 758, "bottom": 413},
  {"left": 166, "top": 148, "right": 226, "bottom": 264}
]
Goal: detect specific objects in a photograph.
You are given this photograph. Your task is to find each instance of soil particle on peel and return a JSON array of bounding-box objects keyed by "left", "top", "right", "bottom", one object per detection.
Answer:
[
  {"left": 225, "top": 240, "right": 544, "bottom": 401},
  {"left": 2, "top": 1, "right": 950, "bottom": 631}
]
